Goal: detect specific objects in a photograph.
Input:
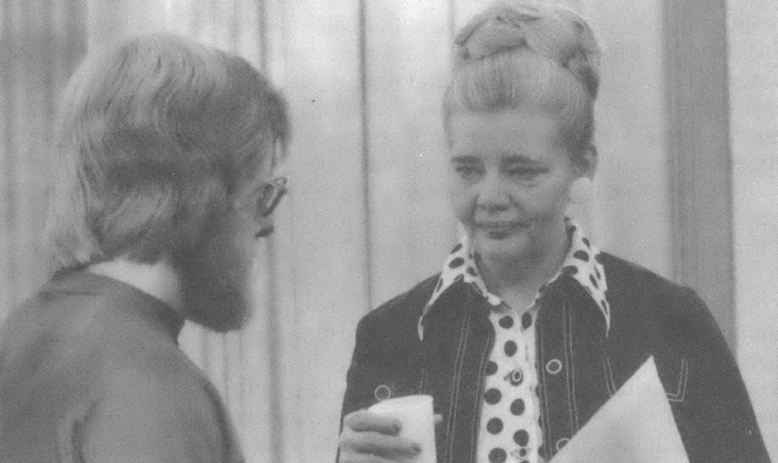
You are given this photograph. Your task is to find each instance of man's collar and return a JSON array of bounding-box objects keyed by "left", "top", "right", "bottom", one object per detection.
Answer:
[{"left": 418, "top": 218, "right": 610, "bottom": 340}]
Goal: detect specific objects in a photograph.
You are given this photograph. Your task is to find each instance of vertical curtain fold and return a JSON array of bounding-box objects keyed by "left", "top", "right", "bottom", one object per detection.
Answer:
[{"left": 0, "top": 0, "right": 87, "bottom": 325}]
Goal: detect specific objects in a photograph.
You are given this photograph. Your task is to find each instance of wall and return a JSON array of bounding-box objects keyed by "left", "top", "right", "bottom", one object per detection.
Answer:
[
  {"left": 728, "top": 0, "right": 778, "bottom": 458},
  {"left": 0, "top": 0, "right": 86, "bottom": 326}
]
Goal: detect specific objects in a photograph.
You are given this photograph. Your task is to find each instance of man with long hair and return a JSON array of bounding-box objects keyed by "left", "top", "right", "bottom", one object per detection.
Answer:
[{"left": 0, "top": 34, "right": 288, "bottom": 462}]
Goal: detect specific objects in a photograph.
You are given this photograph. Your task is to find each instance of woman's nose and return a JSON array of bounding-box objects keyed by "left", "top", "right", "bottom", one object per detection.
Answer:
[{"left": 476, "top": 173, "right": 511, "bottom": 210}]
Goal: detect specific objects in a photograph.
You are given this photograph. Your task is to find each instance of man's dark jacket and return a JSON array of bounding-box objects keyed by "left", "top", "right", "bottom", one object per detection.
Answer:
[{"left": 341, "top": 253, "right": 770, "bottom": 463}]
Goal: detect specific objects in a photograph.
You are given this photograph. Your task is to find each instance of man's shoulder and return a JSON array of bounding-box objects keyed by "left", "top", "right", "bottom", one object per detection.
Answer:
[
  {"left": 68, "top": 349, "right": 240, "bottom": 462},
  {"left": 0, "top": 284, "right": 239, "bottom": 463},
  {"left": 0, "top": 273, "right": 195, "bottom": 395}
]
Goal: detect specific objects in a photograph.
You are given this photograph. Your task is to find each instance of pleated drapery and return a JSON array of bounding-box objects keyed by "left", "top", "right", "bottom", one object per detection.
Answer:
[{"left": 0, "top": 0, "right": 87, "bottom": 325}]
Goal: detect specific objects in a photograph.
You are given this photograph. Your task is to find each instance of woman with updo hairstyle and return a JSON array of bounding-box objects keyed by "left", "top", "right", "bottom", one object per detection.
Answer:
[{"left": 338, "top": 2, "right": 768, "bottom": 463}]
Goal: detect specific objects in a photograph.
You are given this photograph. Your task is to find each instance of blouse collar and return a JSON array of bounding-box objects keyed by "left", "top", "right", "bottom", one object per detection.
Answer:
[{"left": 419, "top": 218, "right": 610, "bottom": 339}]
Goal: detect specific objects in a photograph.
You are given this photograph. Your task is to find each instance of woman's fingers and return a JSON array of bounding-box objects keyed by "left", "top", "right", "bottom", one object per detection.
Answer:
[
  {"left": 340, "top": 410, "right": 421, "bottom": 462},
  {"left": 340, "top": 430, "right": 420, "bottom": 457},
  {"left": 343, "top": 410, "right": 402, "bottom": 435},
  {"left": 339, "top": 455, "right": 405, "bottom": 463}
]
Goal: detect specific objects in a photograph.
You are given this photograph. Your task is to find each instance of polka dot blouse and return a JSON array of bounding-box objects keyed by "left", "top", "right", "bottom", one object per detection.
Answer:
[{"left": 420, "top": 218, "right": 610, "bottom": 463}]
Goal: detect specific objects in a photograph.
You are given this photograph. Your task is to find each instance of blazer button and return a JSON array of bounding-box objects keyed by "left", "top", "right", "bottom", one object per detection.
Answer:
[
  {"left": 374, "top": 384, "right": 391, "bottom": 401},
  {"left": 556, "top": 437, "right": 570, "bottom": 452},
  {"left": 504, "top": 368, "right": 524, "bottom": 386},
  {"left": 546, "top": 358, "right": 563, "bottom": 375}
]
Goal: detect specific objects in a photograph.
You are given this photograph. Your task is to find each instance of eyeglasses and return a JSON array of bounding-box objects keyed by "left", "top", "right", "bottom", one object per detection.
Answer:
[{"left": 258, "top": 177, "right": 288, "bottom": 217}]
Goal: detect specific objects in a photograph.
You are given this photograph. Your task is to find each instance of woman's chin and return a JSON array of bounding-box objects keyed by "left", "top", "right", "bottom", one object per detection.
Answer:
[{"left": 472, "top": 232, "right": 532, "bottom": 264}]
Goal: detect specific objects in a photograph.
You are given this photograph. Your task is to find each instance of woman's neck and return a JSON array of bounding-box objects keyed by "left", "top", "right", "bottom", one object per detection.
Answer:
[{"left": 479, "top": 231, "right": 570, "bottom": 310}]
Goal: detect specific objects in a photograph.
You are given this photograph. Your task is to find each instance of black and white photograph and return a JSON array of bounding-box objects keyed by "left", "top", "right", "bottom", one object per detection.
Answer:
[{"left": 0, "top": 0, "right": 775, "bottom": 462}]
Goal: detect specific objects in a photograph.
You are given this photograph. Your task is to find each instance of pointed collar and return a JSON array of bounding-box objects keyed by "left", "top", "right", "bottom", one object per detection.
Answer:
[{"left": 419, "top": 218, "right": 610, "bottom": 339}]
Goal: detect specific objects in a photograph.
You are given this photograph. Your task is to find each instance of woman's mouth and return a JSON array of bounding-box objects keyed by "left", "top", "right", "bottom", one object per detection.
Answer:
[{"left": 476, "top": 221, "right": 527, "bottom": 236}]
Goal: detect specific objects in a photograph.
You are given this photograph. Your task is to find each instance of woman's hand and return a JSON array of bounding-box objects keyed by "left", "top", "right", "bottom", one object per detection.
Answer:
[{"left": 338, "top": 410, "right": 421, "bottom": 463}]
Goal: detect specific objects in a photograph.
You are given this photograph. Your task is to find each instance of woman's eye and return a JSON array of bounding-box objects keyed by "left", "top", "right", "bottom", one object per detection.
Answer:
[
  {"left": 454, "top": 164, "right": 481, "bottom": 179},
  {"left": 507, "top": 167, "right": 544, "bottom": 180}
]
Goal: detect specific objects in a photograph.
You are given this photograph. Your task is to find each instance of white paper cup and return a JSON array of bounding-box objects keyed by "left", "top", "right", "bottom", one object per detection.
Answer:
[{"left": 369, "top": 394, "right": 437, "bottom": 463}]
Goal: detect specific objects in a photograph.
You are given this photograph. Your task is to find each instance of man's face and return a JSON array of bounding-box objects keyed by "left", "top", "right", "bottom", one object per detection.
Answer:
[{"left": 176, "top": 140, "right": 281, "bottom": 332}]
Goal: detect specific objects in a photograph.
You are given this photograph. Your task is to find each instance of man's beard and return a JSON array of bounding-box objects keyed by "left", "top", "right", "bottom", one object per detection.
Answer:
[{"left": 172, "top": 231, "right": 254, "bottom": 332}]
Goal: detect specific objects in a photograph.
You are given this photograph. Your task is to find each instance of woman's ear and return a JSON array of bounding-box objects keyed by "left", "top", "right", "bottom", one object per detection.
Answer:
[
  {"left": 569, "top": 146, "right": 597, "bottom": 205},
  {"left": 569, "top": 177, "right": 593, "bottom": 205}
]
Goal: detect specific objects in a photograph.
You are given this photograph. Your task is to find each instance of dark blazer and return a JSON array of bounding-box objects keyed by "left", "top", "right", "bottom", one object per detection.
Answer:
[{"left": 341, "top": 253, "right": 770, "bottom": 463}]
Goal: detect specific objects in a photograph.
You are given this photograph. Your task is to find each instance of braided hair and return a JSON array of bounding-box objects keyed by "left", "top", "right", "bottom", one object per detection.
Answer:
[{"left": 443, "top": 2, "right": 601, "bottom": 166}]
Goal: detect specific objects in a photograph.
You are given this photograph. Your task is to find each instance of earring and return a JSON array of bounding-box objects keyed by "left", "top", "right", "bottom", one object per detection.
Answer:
[{"left": 569, "top": 177, "right": 593, "bottom": 205}]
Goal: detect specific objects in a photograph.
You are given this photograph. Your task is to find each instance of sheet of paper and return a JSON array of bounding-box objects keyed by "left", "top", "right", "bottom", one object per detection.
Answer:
[{"left": 550, "top": 356, "right": 689, "bottom": 463}]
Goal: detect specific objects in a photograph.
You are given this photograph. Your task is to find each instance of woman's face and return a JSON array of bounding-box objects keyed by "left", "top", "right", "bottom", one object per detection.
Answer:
[{"left": 447, "top": 109, "right": 580, "bottom": 268}]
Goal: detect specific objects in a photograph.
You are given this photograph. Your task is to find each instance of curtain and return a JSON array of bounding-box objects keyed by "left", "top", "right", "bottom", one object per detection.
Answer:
[
  {"left": 728, "top": 0, "right": 778, "bottom": 456},
  {"left": 0, "top": 0, "right": 87, "bottom": 323}
]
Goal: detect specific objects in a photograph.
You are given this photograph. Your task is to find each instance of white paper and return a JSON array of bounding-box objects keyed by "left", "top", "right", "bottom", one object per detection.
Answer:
[
  {"left": 550, "top": 356, "right": 689, "bottom": 463},
  {"left": 369, "top": 394, "right": 437, "bottom": 463}
]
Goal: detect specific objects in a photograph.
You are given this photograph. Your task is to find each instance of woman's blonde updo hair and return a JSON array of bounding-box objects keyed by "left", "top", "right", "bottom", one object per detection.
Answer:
[{"left": 443, "top": 1, "right": 601, "bottom": 166}]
